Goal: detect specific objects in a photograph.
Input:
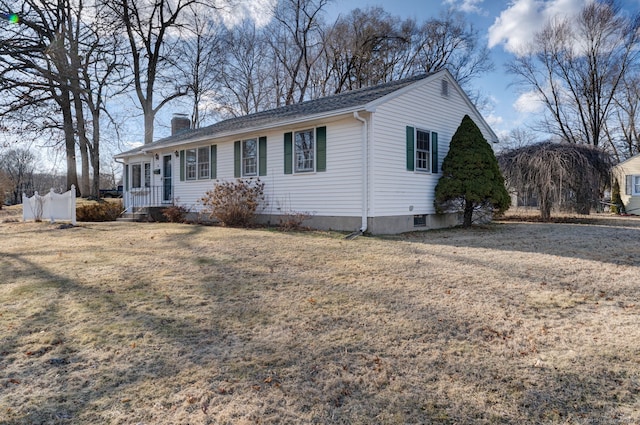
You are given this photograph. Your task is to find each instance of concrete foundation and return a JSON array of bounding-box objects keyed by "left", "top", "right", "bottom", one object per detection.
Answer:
[{"left": 257, "top": 212, "right": 462, "bottom": 234}]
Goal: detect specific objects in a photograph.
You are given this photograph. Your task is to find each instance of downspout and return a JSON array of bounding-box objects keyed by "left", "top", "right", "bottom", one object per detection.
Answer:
[{"left": 352, "top": 111, "right": 368, "bottom": 236}]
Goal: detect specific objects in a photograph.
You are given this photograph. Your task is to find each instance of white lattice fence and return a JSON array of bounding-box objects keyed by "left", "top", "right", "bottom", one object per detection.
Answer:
[{"left": 23, "top": 185, "right": 77, "bottom": 225}]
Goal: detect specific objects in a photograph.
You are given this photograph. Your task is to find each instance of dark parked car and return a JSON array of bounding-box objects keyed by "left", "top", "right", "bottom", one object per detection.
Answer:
[{"left": 99, "top": 185, "right": 123, "bottom": 198}]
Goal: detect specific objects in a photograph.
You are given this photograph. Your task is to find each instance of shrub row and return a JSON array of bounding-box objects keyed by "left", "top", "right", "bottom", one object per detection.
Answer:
[{"left": 76, "top": 200, "right": 123, "bottom": 222}]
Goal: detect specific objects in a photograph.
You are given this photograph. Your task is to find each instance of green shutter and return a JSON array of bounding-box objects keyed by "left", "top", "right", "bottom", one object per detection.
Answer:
[
  {"left": 210, "top": 145, "right": 217, "bottom": 179},
  {"left": 316, "top": 126, "right": 326, "bottom": 172},
  {"left": 431, "top": 132, "right": 438, "bottom": 174},
  {"left": 179, "top": 150, "right": 185, "bottom": 181},
  {"left": 284, "top": 132, "right": 293, "bottom": 174},
  {"left": 259, "top": 136, "right": 267, "bottom": 176},
  {"left": 234, "top": 141, "right": 241, "bottom": 178},
  {"left": 406, "top": 126, "right": 415, "bottom": 171},
  {"left": 124, "top": 164, "right": 129, "bottom": 190},
  {"left": 626, "top": 175, "right": 632, "bottom": 195}
]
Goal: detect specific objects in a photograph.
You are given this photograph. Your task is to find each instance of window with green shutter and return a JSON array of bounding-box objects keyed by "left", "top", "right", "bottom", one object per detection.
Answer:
[
  {"left": 284, "top": 127, "right": 326, "bottom": 174},
  {"left": 407, "top": 126, "right": 439, "bottom": 173}
]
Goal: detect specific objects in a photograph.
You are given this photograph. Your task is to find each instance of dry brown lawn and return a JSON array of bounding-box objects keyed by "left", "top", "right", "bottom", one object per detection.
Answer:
[{"left": 1, "top": 206, "right": 640, "bottom": 424}]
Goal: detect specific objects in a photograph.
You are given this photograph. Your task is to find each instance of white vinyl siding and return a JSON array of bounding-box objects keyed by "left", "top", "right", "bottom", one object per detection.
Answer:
[
  {"left": 168, "top": 117, "right": 362, "bottom": 217},
  {"left": 613, "top": 156, "right": 640, "bottom": 216},
  {"left": 371, "top": 74, "right": 494, "bottom": 217}
]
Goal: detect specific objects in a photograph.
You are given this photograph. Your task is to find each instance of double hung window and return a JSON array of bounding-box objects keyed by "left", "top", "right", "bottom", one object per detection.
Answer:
[
  {"left": 295, "top": 129, "right": 315, "bottom": 173},
  {"left": 242, "top": 139, "right": 258, "bottom": 176},
  {"left": 186, "top": 148, "right": 210, "bottom": 180},
  {"left": 415, "top": 130, "right": 431, "bottom": 172},
  {"left": 406, "top": 126, "right": 438, "bottom": 174},
  {"left": 131, "top": 162, "right": 151, "bottom": 188},
  {"left": 198, "top": 147, "right": 210, "bottom": 179}
]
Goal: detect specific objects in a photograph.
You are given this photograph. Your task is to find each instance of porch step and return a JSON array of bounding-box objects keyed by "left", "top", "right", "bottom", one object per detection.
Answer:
[{"left": 117, "top": 211, "right": 149, "bottom": 222}]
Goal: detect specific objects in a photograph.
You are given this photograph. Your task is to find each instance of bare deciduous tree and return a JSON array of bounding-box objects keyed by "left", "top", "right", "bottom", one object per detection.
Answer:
[
  {"left": 268, "top": 0, "right": 329, "bottom": 106},
  {"left": 107, "top": 0, "right": 204, "bottom": 144},
  {"left": 220, "top": 20, "right": 274, "bottom": 116},
  {"left": 0, "top": 147, "right": 37, "bottom": 204},
  {"left": 507, "top": 1, "right": 640, "bottom": 148},
  {"left": 611, "top": 71, "right": 640, "bottom": 160},
  {"left": 410, "top": 10, "right": 493, "bottom": 90},
  {"left": 322, "top": 7, "right": 408, "bottom": 93},
  {"left": 172, "top": 11, "right": 226, "bottom": 128}
]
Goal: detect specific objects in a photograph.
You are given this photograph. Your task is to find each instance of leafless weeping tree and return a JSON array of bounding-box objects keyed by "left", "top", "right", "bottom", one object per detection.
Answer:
[{"left": 498, "top": 142, "right": 612, "bottom": 220}]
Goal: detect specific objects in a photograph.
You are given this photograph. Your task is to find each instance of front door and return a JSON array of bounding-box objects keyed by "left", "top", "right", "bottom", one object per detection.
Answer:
[{"left": 163, "top": 155, "right": 172, "bottom": 203}]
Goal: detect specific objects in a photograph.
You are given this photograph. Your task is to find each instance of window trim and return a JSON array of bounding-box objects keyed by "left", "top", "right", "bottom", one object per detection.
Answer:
[
  {"left": 130, "top": 162, "right": 151, "bottom": 189},
  {"left": 294, "top": 128, "right": 316, "bottom": 173},
  {"left": 144, "top": 162, "right": 151, "bottom": 188},
  {"left": 406, "top": 125, "right": 438, "bottom": 174},
  {"left": 414, "top": 128, "right": 431, "bottom": 173},
  {"left": 185, "top": 147, "right": 211, "bottom": 181},
  {"left": 197, "top": 146, "right": 210, "bottom": 180},
  {"left": 242, "top": 138, "right": 258, "bottom": 177},
  {"left": 633, "top": 175, "right": 640, "bottom": 196},
  {"left": 185, "top": 148, "right": 197, "bottom": 181}
]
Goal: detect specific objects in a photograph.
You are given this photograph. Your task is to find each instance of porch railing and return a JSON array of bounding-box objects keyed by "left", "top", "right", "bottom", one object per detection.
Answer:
[{"left": 124, "top": 186, "right": 174, "bottom": 211}]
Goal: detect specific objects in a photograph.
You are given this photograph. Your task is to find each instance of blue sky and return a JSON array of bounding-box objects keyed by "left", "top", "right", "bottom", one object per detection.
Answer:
[{"left": 322, "top": 0, "right": 640, "bottom": 141}]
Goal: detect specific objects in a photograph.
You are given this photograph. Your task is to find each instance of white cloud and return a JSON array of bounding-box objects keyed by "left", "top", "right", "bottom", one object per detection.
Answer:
[
  {"left": 443, "top": 0, "right": 486, "bottom": 14},
  {"left": 514, "top": 90, "right": 544, "bottom": 114},
  {"left": 219, "top": 0, "right": 277, "bottom": 29},
  {"left": 488, "top": 0, "right": 589, "bottom": 55},
  {"left": 485, "top": 113, "right": 504, "bottom": 127}
]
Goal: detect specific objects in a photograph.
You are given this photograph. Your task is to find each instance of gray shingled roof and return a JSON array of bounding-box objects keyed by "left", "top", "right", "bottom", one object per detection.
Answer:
[{"left": 117, "top": 73, "right": 432, "bottom": 156}]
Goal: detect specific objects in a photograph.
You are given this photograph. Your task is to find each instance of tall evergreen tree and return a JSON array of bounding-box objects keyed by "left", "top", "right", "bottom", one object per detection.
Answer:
[{"left": 435, "top": 115, "right": 510, "bottom": 227}]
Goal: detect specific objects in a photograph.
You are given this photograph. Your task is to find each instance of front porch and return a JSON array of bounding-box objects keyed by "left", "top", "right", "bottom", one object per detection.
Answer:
[{"left": 119, "top": 186, "right": 174, "bottom": 221}]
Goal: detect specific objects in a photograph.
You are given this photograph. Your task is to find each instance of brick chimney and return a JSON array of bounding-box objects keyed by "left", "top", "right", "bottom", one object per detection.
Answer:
[{"left": 171, "top": 114, "right": 191, "bottom": 136}]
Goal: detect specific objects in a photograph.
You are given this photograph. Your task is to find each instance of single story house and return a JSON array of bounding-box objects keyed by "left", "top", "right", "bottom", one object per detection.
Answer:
[
  {"left": 612, "top": 154, "right": 640, "bottom": 215},
  {"left": 115, "top": 69, "right": 498, "bottom": 234}
]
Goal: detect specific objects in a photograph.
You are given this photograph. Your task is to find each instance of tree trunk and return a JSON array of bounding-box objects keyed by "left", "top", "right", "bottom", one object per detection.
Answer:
[
  {"left": 463, "top": 199, "right": 474, "bottom": 227},
  {"left": 90, "top": 108, "right": 101, "bottom": 198},
  {"left": 539, "top": 191, "right": 552, "bottom": 221},
  {"left": 144, "top": 107, "right": 155, "bottom": 144},
  {"left": 61, "top": 90, "right": 79, "bottom": 195},
  {"left": 73, "top": 94, "right": 91, "bottom": 196}
]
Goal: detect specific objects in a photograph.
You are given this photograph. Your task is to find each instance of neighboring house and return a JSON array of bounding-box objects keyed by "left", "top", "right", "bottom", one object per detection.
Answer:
[
  {"left": 115, "top": 69, "right": 498, "bottom": 234},
  {"left": 613, "top": 155, "right": 640, "bottom": 215}
]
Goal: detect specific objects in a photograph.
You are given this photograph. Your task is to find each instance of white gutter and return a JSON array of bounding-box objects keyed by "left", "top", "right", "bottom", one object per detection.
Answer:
[{"left": 353, "top": 111, "right": 368, "bottom": 233}]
